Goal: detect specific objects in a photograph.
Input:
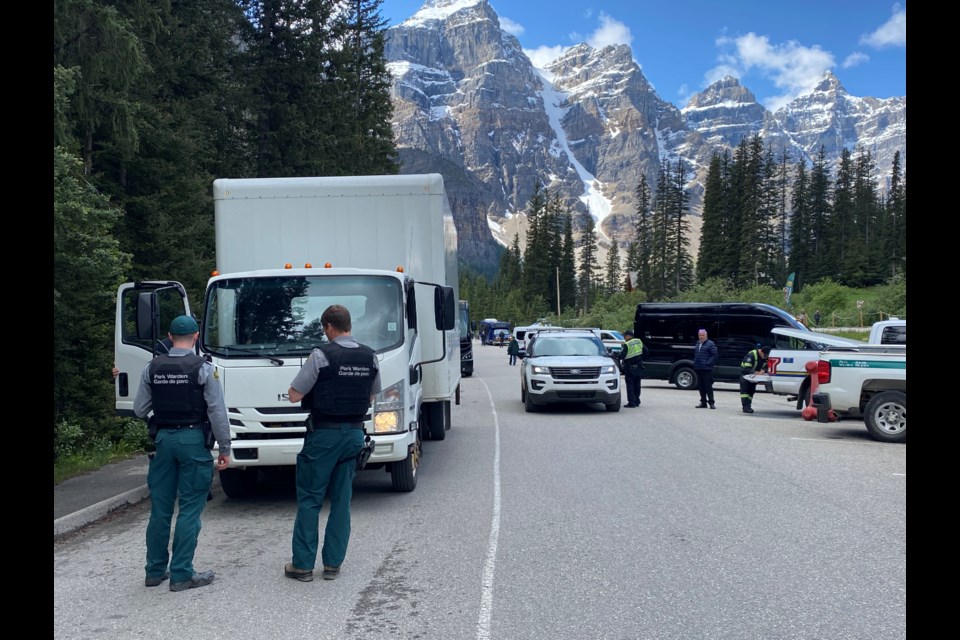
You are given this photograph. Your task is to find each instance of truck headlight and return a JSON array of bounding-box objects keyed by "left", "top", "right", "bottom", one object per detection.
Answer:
[{"left": 373, "top": 380, "right": 404, "bottom": 434}]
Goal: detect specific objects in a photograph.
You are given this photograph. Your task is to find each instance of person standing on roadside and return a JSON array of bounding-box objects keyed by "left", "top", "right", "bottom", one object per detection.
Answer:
[
  {"left": 134, "top": 315, "right": 231, "bottom": 592},
  {"left": 814, "top": 309, "right": 822, "bottom": 327},
  {"left": 739, "top": 344, "right": 768, "bottom": 413},
  {"left": 619, "top": 329, "right": 647, "bottom": 408},
  {"left": 693, "top": 328, "right": 717, "bottom": 409},
  {"left": 507, "top": 335, "right": 520, "bottom": 365},
  {"left": 284, "top": 304, "right": 381, "bottom": 583}
]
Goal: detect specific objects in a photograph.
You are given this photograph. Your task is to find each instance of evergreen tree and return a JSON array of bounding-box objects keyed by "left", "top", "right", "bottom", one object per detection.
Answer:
[
  {"left": 631, "top": 174, "right": 653, "bottom": 292},
  {"left": 852, "top": 148, "right": 883, "bottom": 285},
  {"left": 669, "top": 160, "right": 695, "bottom": 295},
  {"left": 577, "top": 209, "right": 599, "bottom": 313},
  {"left": 787, "top": 157, "right": 812, "bottom": 284},
  {"left": 604, "top": 239, "right": 622, "bottom": 294},
  {"left": 883, "top": 151, "right": 906, "bottom": 278},
  {"left": 697, "top": 152, "right": 729, "bottom": 283},
  {"left": 559, "top": 213, "right": 578, "bottom": 313},
  {"left": 806, "top": 146, "right": 833, "bottom": 282},
  {"left": 830, "top": 148, "right": 856, "bottom": 284},
  {"left": 333, "top": 0, "right": 399, "bottom": 174},
  {"left": 649, "top": 162, "right": 672, "bottom": 299},
  {"left": 54, "top": 66, "right": 132, "bottom": 441}
]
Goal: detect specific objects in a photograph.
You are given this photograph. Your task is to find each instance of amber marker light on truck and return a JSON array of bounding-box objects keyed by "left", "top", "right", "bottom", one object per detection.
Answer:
[{"left": 396, "top": 266, "right": 405, "bottom": 273}]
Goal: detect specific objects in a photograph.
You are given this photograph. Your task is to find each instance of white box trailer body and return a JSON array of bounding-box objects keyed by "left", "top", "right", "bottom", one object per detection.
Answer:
[{"left": 114, "top": 174, "right": 460, "bottom": 496}]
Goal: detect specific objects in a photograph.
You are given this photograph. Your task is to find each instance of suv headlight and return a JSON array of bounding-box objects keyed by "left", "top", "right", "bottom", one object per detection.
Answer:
[
  {"left": 601, "top": 365, "right": 616, "bottom": 374},
  {"left": 373, "top": 380, "right": 404, "bottom": 433},
  {"left": 531, "top": 365, "right": 550, "bottom": 375}
]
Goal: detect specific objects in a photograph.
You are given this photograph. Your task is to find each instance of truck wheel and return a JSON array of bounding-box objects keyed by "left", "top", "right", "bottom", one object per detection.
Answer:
[
  {"left": 864, "top": 391, "right": 906, "bottom": 443},
  {"left": 605, "top": 396, "right": 621, "bottom": 412},
  {"left": 425, "top": 401, "right": 448, "bottom": 441},
  {"left": 390, "top": 443, "right": 419, "bottom": 492},
  {"left": 218, "top": 468, "right": 258, "bottom": 499},
  {"left": 673, "top": 366, "right": 697, "bottom": 390}
]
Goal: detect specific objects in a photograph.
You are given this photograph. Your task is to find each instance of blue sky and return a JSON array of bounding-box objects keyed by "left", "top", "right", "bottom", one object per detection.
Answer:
[{"left": 380, "top": 0, "right": 906, "bottom": 111}]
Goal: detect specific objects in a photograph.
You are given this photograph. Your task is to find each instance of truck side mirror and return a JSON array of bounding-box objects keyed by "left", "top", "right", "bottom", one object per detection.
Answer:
[{"left": 435, "top": 286, "right": 456, "bottom": 331}]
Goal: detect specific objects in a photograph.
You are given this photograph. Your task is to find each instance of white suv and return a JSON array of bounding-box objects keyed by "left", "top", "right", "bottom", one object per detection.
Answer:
[{"left": 520, "top": 328, "right": 622, "bottom": 412}]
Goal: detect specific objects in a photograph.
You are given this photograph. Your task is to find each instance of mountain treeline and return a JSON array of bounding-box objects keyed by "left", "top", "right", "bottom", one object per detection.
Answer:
[
  {"left": 53, "top": 0, "right": 397, "bottom": 457},
  {"left": 462, "top": 135, "right": 906, "bottom": 330}
]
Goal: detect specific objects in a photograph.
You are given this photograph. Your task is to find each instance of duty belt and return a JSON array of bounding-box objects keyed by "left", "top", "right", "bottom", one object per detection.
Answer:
[
  {"left": 312, "top": 422, "right": 364, "bottom": 430},
  {"left": 159, "top": 423, "right": 205, "bottom": 431}
]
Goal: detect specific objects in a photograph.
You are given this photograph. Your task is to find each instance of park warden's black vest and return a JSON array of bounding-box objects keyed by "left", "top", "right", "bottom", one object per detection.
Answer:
[
  {"left": 311, "top": 341, "right": 376, "bottom": 423},
  {"left": 148, "top": 354, "right": 208, "bottom": 427}
]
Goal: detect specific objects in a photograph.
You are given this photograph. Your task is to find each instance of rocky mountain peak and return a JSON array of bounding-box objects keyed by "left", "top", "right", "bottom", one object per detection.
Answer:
[
  {"left": 385, "top": 3, "right": 905, "bottom": 278},
  {"left": 686, "top": 76, "right": 757, "bottom": 108}
]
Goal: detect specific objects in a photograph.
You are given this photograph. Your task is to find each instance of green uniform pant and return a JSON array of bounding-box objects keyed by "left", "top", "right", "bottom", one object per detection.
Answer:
[
  {"left": 145, "top": 429, "right": 213, "bottom": 583},
  {"left": 291, "top": 426, "right": 365, "bottom": 570}
]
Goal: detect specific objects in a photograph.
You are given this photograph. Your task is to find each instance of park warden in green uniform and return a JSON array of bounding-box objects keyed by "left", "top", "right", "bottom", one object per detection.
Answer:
[
  {"left": 284, "top": 304, "right": 381, "bottom": 582},
  {"left": 134, "top": 315, "right": 232, "bottom": 592}
]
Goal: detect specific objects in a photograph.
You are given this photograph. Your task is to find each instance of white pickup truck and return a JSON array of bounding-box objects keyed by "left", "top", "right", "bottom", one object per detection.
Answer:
[
  {"left": 811, "top": 344, "right": 907, "bottom": 443},
  {"left": 751, "top": 327, "right": 863, "bottom": 409}
]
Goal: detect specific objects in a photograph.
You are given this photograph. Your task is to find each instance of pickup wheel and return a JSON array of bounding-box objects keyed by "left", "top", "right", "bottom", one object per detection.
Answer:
[
  {"left": 864, "top": 391, "right": 906, "bottom": 443},
  {"left": 218, "top": 468, "right": 259, "bottom": 499},
  {"left": 673, "top": 366, "right": 697, "bottom": 391}
]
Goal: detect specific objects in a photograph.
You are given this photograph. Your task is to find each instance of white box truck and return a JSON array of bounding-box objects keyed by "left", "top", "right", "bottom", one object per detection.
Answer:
[{"left": 114, "top": 174, "right": 461, "bottom": 496}]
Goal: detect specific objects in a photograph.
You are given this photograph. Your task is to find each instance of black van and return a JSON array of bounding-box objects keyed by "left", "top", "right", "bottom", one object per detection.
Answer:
[{"left": 634, "top": 303, "right": 804, "bottom": 389}]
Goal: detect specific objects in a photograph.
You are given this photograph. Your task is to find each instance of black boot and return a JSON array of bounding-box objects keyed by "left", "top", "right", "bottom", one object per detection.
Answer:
[{"left": 742, "top": 398, "right": 754, "bottom": 414}]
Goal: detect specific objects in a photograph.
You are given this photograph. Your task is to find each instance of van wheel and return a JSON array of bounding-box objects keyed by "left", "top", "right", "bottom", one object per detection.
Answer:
[
  {"left": 673, "top": 366, "right": 697, "bottom": 390},
  {"left": 218, "top": 468, "right": 258, "bottom": 499},
  {"left": 864, "top": 391, "right": 906, "bottom": 443}
]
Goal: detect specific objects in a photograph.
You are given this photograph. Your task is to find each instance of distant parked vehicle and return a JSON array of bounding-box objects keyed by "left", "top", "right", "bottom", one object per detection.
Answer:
[{"left": 868, "top": 318, "right": 906, "bottom": 345}]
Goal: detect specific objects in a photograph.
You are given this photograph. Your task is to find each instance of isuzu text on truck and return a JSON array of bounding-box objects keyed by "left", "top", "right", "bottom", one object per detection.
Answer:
[{"left": 114, "top": 174, "right": 460, "bottom": 496}]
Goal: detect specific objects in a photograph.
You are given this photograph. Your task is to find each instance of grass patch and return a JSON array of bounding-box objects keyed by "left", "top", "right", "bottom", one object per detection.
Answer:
[{"left": 53, "top": 448, "right": 146, "bottom": 485}]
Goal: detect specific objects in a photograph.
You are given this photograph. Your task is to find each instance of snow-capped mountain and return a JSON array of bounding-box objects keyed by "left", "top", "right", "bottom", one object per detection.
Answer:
[{"left": 385, "top": 0, "right": 906, "bottom": 276}]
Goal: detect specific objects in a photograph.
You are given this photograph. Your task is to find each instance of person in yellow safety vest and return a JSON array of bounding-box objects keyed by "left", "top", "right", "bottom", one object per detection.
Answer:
[
  {"left": 739, "top": 344, "right": 768, "bottom": 413},
  {"left": 619, "top": 330, "right": 648, "bottom": 408}
]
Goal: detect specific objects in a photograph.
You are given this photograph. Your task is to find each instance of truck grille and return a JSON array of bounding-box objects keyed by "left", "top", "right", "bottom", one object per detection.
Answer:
[{"left": 550, "top": 367, "right": 601, "bottom": 380}]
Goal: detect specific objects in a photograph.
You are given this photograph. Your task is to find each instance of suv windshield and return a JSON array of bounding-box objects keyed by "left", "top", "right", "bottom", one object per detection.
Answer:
[{"left": 530, "top": 335, "right": 607, "bottom": 357}]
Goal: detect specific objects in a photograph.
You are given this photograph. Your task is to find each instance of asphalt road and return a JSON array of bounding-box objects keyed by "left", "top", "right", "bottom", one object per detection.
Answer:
[{"left": 54, "top": 341, "right": 906, "bottom": 640}]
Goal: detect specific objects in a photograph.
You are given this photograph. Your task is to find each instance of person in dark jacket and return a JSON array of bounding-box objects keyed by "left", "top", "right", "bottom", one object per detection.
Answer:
[
  {"left": 283, "top": 304, "right": 382, "bottom": 583},
  {"left": 619, "top": 330, "right": 648, "bottom": 407},
  {"left": 506, "top": 335, "right": 520, "bottom": 365},
  {"left": 739, "top": 344, "right": 768, "bottom": 413},
  {"left": 693, "top": 328, "right": 718, "bottom": 409},
  {"left": 133, "top": 315, "right": 232, "bottom": 592}
]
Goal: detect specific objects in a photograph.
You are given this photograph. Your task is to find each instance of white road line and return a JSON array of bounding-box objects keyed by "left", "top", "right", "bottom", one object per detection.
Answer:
[{"left": 476, "top": 376, "right": 501, "bottom": 640}]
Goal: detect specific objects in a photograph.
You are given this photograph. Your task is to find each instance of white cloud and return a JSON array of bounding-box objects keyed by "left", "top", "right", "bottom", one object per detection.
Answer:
[
  {"left": 842, "top": 51, "right": 870, "bottom": 68},
  {"left": 587, "top": 13, "right": 633, "bottom": 49},
  {"left": 860, "top": 6, "right": 906, "bottom": 48},
  {"left": 710, "top": 32, "right": 835, "bottom": 110},
  {"left": 499, "top": 16, "right": 523, "bottom": 37},
  {"left": 525, "top": 45, "right": 567, "bottom": 69}
]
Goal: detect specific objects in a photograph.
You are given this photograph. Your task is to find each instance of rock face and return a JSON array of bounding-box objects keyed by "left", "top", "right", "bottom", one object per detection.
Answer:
[{"left": 385, "top": 0, "right": 906, "bottom": 276}]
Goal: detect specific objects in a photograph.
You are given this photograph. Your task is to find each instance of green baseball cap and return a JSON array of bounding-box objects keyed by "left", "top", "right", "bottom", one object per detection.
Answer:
[{"left": 169, "top": 315, "right": 199, "bottom": 335}]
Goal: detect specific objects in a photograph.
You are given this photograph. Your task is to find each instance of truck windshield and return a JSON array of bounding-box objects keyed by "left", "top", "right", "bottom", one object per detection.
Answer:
[{"left": 203, "top": 274, "right": 403, "bottom": 356}]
